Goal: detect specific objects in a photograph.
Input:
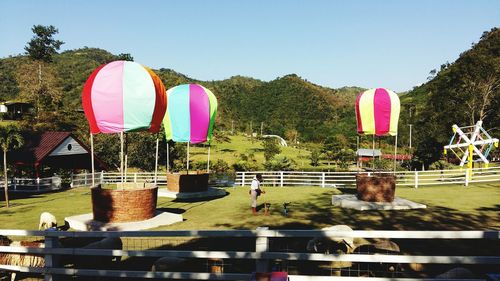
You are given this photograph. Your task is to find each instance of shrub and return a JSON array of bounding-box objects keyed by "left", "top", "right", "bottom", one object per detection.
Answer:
[
  {"left": 264, "top": 155, "right": 297, "bottom": 171},
  {"left": 211, "top": 159, "right": 230, "bottom": 174},
  {"left": 310, "top": 149, "right": 320, "bottom": 166}
]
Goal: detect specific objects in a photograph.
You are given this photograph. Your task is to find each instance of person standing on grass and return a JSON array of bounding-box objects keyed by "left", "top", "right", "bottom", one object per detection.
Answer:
[{"left": 250, "top": 173, "right": 264, "bottom": 215}]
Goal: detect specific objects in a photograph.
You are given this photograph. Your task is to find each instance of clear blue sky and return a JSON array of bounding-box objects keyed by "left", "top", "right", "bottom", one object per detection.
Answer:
[{"left": 1, "top": 0, "right": 499, "bottom": 92}]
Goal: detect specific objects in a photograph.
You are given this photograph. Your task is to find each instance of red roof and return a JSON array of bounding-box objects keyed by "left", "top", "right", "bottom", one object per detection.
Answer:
[
  {"left": 381, "top": 154, "right": 413, "bottom": 160},
  {"left": 9, "top": 131, "right": 106, "bottom": 170}
]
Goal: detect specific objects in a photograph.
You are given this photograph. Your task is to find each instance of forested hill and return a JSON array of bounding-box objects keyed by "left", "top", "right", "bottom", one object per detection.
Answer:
[
  {"left": 401, "top": 27, "right": 499, "bottom": 165},
  {"left": 0, "top": 47, "right": 362, "bottom": 141}
]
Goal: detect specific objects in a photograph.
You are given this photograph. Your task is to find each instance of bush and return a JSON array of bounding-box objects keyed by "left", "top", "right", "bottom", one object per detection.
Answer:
[
  {"left": 191, "top": 161, "right": 208, "bottom": 171},
  {"left": 263, "top": 139, "right": 281, "bottom": 161},
  {"left": 429, "top": 159, "right": 455, "bottom": 170},
  {"left": 264, "top": 155, "right": 297, "bottom": 171},
  {"left": 232, "top": 153, "right": 259, "bottom": 171},
  {"left": 211, "top": 159, "right": 230, "bottom": 174},
  {"left": 310, "top": 149, "right": 320, "bottom": 166},
  {"left": 232, "top": 160, "right": 259, "bottom": 171}
]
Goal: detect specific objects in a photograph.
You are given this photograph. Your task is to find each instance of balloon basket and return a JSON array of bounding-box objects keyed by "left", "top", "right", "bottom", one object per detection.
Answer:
[
  {"left": 91, "top": 184, "right": 158, "bottom": 223},
  {"left": 355, "top": 174, "right": 395, "bottom": 202},
  {"left": 166, "top": 172, "right": 209, "bottom": 193}
]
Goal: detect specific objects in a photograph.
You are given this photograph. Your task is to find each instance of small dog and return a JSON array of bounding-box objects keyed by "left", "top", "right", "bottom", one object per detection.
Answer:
[
  {"left": 283, "top": 202, "right": 291, "bottom": 216},
  {"left": 264, "top": 203, "right": 271, "bottom": 215}
]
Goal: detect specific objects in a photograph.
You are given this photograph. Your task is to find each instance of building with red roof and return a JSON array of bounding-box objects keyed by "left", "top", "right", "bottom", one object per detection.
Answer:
[{"left": 9, "top": 131, "right": 106, "bottom": 177}]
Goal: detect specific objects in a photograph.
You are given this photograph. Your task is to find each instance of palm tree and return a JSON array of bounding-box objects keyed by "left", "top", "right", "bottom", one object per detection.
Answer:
[{"left": 0, "top": 125, "right": 23, "bottom": 208}]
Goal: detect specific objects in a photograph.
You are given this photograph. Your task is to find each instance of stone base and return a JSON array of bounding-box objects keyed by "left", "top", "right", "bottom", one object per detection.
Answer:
[
  {"left": 65, "top": 211, "right": 183, "bottom": 231},
  {"left": 158, "top": 187, "right": 227, "bottom": 199},
  {"left": 332, "top": 195, "right": 427, "bottom": 211}
]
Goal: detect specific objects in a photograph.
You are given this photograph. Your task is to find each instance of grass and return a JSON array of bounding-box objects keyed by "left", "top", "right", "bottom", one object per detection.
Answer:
[
  {"left": 1, "top": 183, "right": 498, "bottom": 230},
  {"left": 188, "top": 134, "right": 315, "bottom": 169}
]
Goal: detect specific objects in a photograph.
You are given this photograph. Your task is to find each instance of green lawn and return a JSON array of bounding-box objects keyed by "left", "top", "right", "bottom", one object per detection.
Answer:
[
  {"left": 1, "top": 183, "right": 498, "bottom": 230},
  {"left": 188, "top": 134, "right": 315, "bottom": 169}
]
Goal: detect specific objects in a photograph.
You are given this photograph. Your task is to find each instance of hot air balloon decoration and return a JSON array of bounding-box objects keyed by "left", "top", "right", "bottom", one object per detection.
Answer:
[
  {"left": 162, "top": 83, "right": 218, "bottom": 193},
  {"left": 81, "top": 60, "right": 167, "bottom": 222},
  {"left": 354, "top": 88, "right": 400, "bottom": 202}
]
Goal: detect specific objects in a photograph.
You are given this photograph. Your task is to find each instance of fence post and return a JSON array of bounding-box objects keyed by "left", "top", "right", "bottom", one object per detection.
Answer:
[
  {"left": 280, "top": 172, "right": 284, "bottom": 187},
  {"left": 44, "top": 234, "right": 60, "bottom": 281},
  {"left": 37, "top": 177, "right": 40, "bottom": 191},
  {"left": 241, "top": 172, "right": 245, "bottom": 186},
  {"left": 134, "top": 173, "right": 137, "bottom": 183},
  {"left": 321, "top": 172, "right": 325, "bottom": 188},
  {"left": 84, "top": 173, "right": 88, "bottom": 186},
  {"left": 255, "top": 226, "right": 269, "bottom": 272},
  {"left": 367, "top": 172, "right": 371, "bottom": 177},
  {"left": 100, "top": 171, "right": 104, "bottom": 185},
  {"left": 414, "top": 171, "right": 419, "bottom": 189},
  {"left": 13, "top": 177, "right": 16, "bottom": 191},
  {"left": 465, "top": 169, "right": 469, "bottom": 187}
]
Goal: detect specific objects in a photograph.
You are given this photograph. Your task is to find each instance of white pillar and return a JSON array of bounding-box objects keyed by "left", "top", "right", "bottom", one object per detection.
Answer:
[
  {"left": 255, "top": 227, "right": 269, "bottom": 272},
  {"left": 414, "top": 171, "right": 419, "bottom": 188}
]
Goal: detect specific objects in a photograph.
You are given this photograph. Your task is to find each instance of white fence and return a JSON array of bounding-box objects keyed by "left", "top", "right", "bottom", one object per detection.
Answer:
[
  {"left": 0, "top": 229, "right": 498, "bottom": 280},
  {"left": 69, "top": 167, "right": 500, "bottom": 189},
  {"left": 236, "top": 167, "right": 500, "bottom": 188},
  {"left": 71, "top": 172, "right": 167, "bottom": 188},
  {"left": 0, "top": 176, "right": 62, "bottom": 192}
]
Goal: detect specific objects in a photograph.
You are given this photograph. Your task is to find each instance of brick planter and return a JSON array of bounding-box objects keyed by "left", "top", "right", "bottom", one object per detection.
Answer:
[
  {"left": 166, "top": 173, "right": 209, "bottom": 193},
  {"left": 355, "top": 174, "right": 396, "bottom": 202},
  {"left": 91, "top": 184, "right": 158, "bottom": 223}
]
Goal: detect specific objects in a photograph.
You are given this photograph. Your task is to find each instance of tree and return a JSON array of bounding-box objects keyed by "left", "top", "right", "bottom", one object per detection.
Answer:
[
  {"left": 22, "top": 25, "right": 64, "bottom": 119},
  {"left": 25, "top": 25, "right": 64, "bottom": 62},
  {"left": 263, "top": 139, "right": 281, "bottom": 161},
  {"left": 116, "top": 53, "right": 134, "bottom": 61},
  {"left": 322, "top": 135, "right": 348, "bottom": 163},
  {"left": 0, "top": 125, "right": 24, "bottom": 208},
  {"left": 310, "top": 149, "right": 320, "bottom": 166}
]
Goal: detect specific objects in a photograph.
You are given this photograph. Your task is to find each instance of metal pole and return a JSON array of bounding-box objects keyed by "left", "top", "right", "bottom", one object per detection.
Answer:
[
  {"left": 409, "top": 124, "right": 413, "bottom": 149},
  {"left": 186, "top": 142, "right": 190, "bottom": 172},
  {"left": 166, "top": 142, "right": 170, "bottom": 173},
  {"left": 394, "top": 134, "right": 398, "bottom": 173},
  {"left": 207, "top": 145, "right": 211, "bottom": 173},
  {"left": 372, "top": 135, "right": 375, "bottom": 170},
  {"left": 154, "top": 137, "right": 159, "bottom": 185},
  {"left": 90, "top": 133, "right": 95, "bottom": 186},
  {"left": 124, "top": 133, "right": 128, "bottom": 182},
  {"left": 120, "top": 132, "right": 124, "bottom": 184}
]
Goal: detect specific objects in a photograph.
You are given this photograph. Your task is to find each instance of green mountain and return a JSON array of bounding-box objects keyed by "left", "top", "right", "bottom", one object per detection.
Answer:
[
  {"left": 401, "top": 27, "right": 500, "bottom": 166},
  {"left": 0, "top": 48, "right": 362, "bottom": 142}
]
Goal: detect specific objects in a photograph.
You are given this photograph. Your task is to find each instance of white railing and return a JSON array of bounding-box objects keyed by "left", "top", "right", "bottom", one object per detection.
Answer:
[
  {"left": 71, "top": 172, "right": 167, "bottom": 188},
  {"left": 236, "top": 167, "right": 500, "bottom": 188},
  {"left": 69, "top": 167, "right": 500, "bottom": 188},
  {"left": 0, "top": 229, "right": 498, "bottom": 280},
  {"left": 0, "top": 176, "right": 62, "bottom": 192}
]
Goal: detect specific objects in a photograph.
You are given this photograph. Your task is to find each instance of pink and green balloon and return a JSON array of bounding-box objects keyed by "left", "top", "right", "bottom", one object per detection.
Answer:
[{"left": 163, "top": 84, "right": 218, "bottom": 144}]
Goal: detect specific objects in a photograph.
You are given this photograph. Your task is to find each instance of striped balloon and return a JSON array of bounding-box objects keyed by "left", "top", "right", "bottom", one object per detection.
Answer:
[
  {"left": 163, "top": 84, "right": 218, "bottom": 144},
  {"left": 82, "top": 61, "right": 167, "bottom": 134},
  {"left": 355, "top": 88, "right": 400, "bottom": 136}
]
